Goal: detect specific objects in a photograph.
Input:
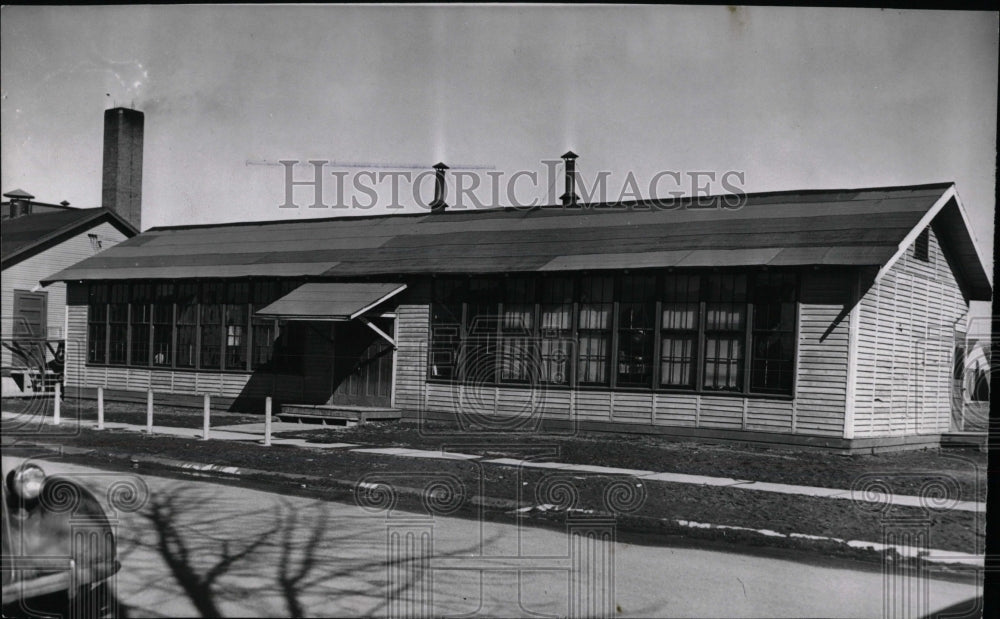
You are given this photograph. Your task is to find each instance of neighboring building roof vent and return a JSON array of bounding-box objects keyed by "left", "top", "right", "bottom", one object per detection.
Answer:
[
  {"left": 560, "top": 151, "right": 579, "bottom": 207},
  {"left": 3, "top": 189, "right": 35, "bottom": 200},
  {"left": 3, "top": 188, "right": 35, "bottom": 218},
  {"left": 430, "top": 162, "right": 449, "bottom": 212},
  {"left": 60, "top": 200, "right": 71, "bottom": 207}
]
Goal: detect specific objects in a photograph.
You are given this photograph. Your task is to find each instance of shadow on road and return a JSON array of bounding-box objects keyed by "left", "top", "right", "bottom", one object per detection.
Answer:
[{"left": 121, "top": 484, "right": 490, "bottom": 618}]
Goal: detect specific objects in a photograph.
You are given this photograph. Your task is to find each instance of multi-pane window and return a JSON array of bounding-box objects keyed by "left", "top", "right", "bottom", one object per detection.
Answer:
[
  {"left": 425, "top": 271, "right": 798, "bottom": 396},
  {"left": 86, "top": 280, "right": 290, "bottom": 374},
  {"left": 617, "top": 274, "right": 656, "bottom": 387},
  {"left": 107, "top": 284, "right": 129, "bottom": 364},
  {"left": 464, "top": 278, "right": 502, "bottom": 384},
  {"left": 750, "top": 272, "right": 797, "bottom": 393},
  {"left": 660, "top": 274, "right": 699, "bottom": 388},
  {"left": 539, "top": 277, "right": 573, "bottom": 385},
  {"left": 251, "top": 280, "right": 278, "bottom": 370},
  {"left": 199, "top": 283, "right": 224, "bottom": 370},
  {"left": 499, "top": 278, "right": 536, "bottom": 383},
  {"left": 129, "top": 283, "right": 153, "bottom": 366},
  {"left": 577, "top": 276, "right": 614, "bottom": 386},
  {"left": 175, "top": 283, "right": 199, "bottom": 368},
  {"left": 152, "top": 283, "right": 174, "bottom": 366},
  {"left": 87, "top": 284, "right": 108, "bottom": 364},
  {"left": 429, "top": 279, "right": 464, "bottom": 379},
  {"left": 224, "top": 282, "right": 249, "bottom": 370},
  {"left": 703, "top": 273, "right": 747, "bottom": 391}
]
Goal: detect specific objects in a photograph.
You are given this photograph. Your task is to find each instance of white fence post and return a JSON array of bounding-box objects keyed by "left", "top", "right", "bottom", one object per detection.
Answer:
[
  {"left": 264, "top": 397, "right": 272, "bottom": 447},
  {"left": 203, "top": 394, "right": 211, "bottom": 441},
  {"left": 146, "top": 389, "right": 154, "bottom": 433},
  {"left": 97, "top": 387, "right": 104, "bottom": 429},
  {"left": 53, "top": 382, "right": 61, "bottom": 425}
]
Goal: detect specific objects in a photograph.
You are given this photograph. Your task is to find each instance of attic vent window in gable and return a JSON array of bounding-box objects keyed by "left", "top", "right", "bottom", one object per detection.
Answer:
[
  {"left": 914, "top": 227, "right": 930, "bottom": 262},
  {"left": 88, "top": 233, "right": 103, "bottom": 251}
]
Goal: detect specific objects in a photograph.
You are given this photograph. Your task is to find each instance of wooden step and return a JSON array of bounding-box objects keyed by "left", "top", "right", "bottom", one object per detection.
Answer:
[
  {"left": 940, "top": 432, "right": 987, "bottom": 450},
  {"left": 279, "top": 404, "right": 402, "bottom": 423}
]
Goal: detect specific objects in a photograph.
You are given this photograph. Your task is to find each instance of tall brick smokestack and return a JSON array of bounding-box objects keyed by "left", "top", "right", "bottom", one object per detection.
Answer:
[{"left": 102, "top": 107, "right": 144, "bottom": 230}]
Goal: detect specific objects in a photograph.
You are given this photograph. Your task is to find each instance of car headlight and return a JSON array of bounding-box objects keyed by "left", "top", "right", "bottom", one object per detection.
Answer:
[{"left": 9, "top": 463, "right": 47, "bottom": 501}]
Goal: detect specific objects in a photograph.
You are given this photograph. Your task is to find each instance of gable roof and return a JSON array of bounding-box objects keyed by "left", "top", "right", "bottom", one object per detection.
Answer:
[
  {"left": 41, "top": 182, "right": 991, "bottom": 300},
  {"left": 1, "top": 207, "right": 139, "bottom": 268}
]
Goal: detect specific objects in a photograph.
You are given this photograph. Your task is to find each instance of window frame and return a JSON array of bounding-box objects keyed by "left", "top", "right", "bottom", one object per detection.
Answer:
[
  {"left": 701, "top": 273, "right": 749, "bottom": 393},
  {"left": 615, "top": 273, "right": 657, "bottom": 388},
  {"left": 748, "top": 272, "right": 799, "bottom": 394},
  {"left": 106, "top": 283, "right": 129, "bottom": 366},
  {"left": 537, "top": 276, "right": 575, "bottom": 386},
  {"left": 87, "top": 284, "right": 108, "bottom": 365},
  {"left": 659, "top": 274, "right": 700, "bottom": 389},
  {"left": 129, "top": 282, "right": 154, "bottom": 367},
  {"left": 498, "top": 277, "right": 538, "bottom": 385},
  {"left": 576, "top": 275, "right": 615, "bottom": 387},
  {"left": 426, "top": 269, "right": 799, "bottom": 399},
  {"left": 85, "top": 279, "right": 288, "bottom": 374}
]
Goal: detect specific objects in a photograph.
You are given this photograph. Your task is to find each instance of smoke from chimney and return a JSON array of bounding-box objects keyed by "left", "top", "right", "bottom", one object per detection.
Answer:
[{"left": 102, "top": 107, "right": 144, "bottom": 230}]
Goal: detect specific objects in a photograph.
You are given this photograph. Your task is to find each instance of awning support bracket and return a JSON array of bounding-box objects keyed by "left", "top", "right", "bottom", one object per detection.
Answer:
[{"left": 359, "top": 317, "right": 396, "bottom": 348}]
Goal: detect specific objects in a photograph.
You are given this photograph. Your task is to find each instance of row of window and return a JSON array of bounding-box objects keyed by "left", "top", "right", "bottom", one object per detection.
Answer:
[
  {"left": 86, "top": 271, "right": 798, "bottom": 395},
  {"left": 87, "top": 280, "right": 304, "bottom": 372},
  {"left": 429, "top": 271, "right": 798, "bottom": 395}
]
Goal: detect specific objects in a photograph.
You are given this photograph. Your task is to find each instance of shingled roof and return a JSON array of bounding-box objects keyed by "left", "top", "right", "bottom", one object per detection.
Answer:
[
  {"left": 42, "top": 183, "right": 991, "bottom": 300},
  {"left": 2, "top": 207, "right": 138, "bottom": 268}
]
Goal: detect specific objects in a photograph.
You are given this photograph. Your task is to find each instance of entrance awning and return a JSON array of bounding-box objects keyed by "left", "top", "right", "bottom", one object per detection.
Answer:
[{"left": 254, "top": 282, "right": 406, "bottom": 321}]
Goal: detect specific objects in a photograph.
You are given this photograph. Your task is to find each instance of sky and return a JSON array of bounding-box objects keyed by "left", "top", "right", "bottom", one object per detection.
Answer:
[{"left": 2, "top": 6, "right": 997, "bottom": 274}]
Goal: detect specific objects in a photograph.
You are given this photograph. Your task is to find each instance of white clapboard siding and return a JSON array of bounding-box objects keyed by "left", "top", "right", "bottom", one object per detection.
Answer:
[
  {"left": 395, "top": 304, "right": 430, "bottom": 411},
  {"left": 653, "top": 393, "right": 698, "bottom": 427},
  {"left": 793, "top": 270, "right": 852, "bottom": 437},
  {"left": 425, "top": 382, "right": 459, "bottom": 415},
  {"left": 852, "top": 225, "right": 967, "bottom": 438},
  {"left": 697, "top": 395, "right": 744, "bottom": 429},
  {"left": 2, "top": 222, "right": 128, "bottom": 369},
  {"left": 575, "top": 391, "right": 614, "bottom": 422},
  {"left": 610, "top": 391, "right": 654, "bottom": 424},
  {"left": 538, "top": 389, "right": 572, "bottom": 419},
  {"left": 746, "top": 399, "right": 794, "bottom": 433},
  {"left": 495, "top": 385, "right": 540, "bottom": 418}
]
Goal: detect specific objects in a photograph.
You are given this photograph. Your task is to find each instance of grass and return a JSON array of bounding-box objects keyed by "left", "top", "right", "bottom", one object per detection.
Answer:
[
  {"left": 272, "top": 419, "right": 988, "bottom": 502},
  {"left": 0, "top": 423, "right": 984, "bottom": 557},
  {"left": 4, "top": 397, "right": 986, "bottom": 502},
  {"left": 2, "top": 396, "right": 986, "bottom": 559}
]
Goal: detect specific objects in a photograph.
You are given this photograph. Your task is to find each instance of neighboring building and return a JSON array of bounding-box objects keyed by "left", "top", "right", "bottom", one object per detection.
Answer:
[
  {"left": 1, "top": 107, "right": 143, "bottom": 394},
  {"left": 951, "top": 311, "right": 991, "bottom": 433},
  {"left": 1, "top": 195, "right": 136, "bottom": 391},
  {"left": 43, "top": 169, "right": 990, "bottom": 451}
]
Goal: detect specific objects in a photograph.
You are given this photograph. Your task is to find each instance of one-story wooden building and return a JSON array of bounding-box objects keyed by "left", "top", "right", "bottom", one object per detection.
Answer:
[
  {"left": 43, "top": 177, "right": 991, "bottom": 450},
  {"left": 1, "top": 191, "right": 136, "bottom": 393},
  {"left": 2, "top": 107, "right": 145, "bottom": 394}
]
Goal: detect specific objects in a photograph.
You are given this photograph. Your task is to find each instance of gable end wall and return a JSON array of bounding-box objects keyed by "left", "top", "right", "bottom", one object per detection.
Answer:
[{"left": 852, "top": 225, "right": 968, "bottom": 437}]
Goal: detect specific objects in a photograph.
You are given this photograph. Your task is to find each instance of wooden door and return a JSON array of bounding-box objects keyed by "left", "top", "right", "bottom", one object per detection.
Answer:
[
  {"left": 13, "top": 290, "right": 47, "bottom": 340},
  {"left": 329, "top": 318, "right": 394, "bottom": 407}
]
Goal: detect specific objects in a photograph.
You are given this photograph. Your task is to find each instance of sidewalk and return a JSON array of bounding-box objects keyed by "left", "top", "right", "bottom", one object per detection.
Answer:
[{"left": 2, "top": 410, "right": 985, "bottom": 514}]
